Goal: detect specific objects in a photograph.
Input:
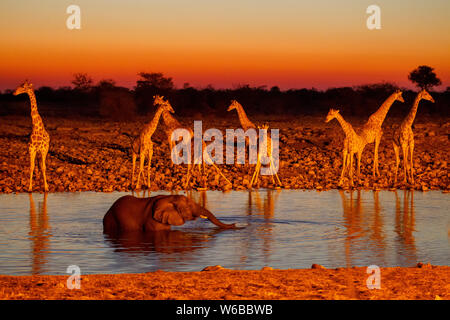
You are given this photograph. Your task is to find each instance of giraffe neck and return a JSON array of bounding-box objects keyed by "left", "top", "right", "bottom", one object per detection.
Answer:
[
  {"left": 403, "top": 94, "right": 422, "bottom": 127},
  {"left": 145, "top": 107, "right": 165, "bottom": 136},
  {"left": 367, "top": 92, "right": 397, "bottom": 127},
  {"left": 27, "top": 90, "right": 42, "bottom": 127},
  {"left": 236, "top": 105, "right": 255, "bottom": 130},
  {"left": 162, "top": 109, "right": 181, "bottom": 129},
  {"left": 335, "top": 113, "right": 354, "bottom": 137}
]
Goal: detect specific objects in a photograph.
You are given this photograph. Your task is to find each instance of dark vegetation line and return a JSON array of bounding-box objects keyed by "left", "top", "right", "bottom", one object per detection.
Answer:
[{"left": 1, "top": 68, "right": 448, "bottom": 120}]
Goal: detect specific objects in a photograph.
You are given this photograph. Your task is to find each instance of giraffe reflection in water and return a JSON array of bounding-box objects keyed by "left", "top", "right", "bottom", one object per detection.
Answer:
[
  {"left": 394, "top": 190, "right": 417, "bottom": 265},
  {"left": 236, "top": 189, "right": 281, "bottom": 266},
  {"left": 339, "top": 190, "right": 418, "bottom": 267},
  {"left": 339, "top": 190, "right": 386, "bottom": 267},
  {"left": 28, "top": 193, "right": 51, "bottom": 275}
]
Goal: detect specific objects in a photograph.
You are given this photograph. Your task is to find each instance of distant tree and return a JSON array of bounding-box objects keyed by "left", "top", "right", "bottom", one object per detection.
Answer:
[
  {"left": 96, "top": 79, "right": 116, "bottom": 90},
  {"left": 99, "top": 87, "right": 136, "bottom": 121},
  {"left": 134, "top": 72, "right": 174, "bottom": 114},
  {"left": 72, "top": 73, "right": 93, "bottom": 91},
  {"left": 408, "top": 65, "right": 441, "bottom": 91},
  {"left": 355, "top": 82, "right": 398, "bottom": 94},
  {"left": 136, "top": 72, "right": 174, "bottom": 91},
  {"left": 270, "top": 86, "right": 281, "bottom": 93},
  {"left": 36, "top": 86, "right": 55, "bottom": 99}
]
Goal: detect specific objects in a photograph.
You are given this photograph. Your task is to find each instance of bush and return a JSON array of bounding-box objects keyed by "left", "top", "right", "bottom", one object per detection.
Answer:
[{"left": 99, "top": 87, "right": 136, "bottom": 121}]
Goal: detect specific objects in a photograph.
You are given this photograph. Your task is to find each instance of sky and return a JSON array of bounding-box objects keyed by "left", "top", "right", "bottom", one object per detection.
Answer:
[{"left": 0, "top": 0, "right": 449, "bottom": 91}]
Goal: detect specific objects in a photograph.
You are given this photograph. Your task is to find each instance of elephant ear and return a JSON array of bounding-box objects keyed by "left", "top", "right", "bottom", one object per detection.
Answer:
[{"left": 153, "top": 199, "right": 184, "bottom": 226}]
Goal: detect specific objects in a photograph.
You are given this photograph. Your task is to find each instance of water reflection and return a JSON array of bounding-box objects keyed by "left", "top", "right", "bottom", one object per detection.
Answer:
[
  {"left": 104, "top": 229, "right": 223, "bottom": 254},
  {"left": 339, "top": 190, "right": 419, "bottom": 267},
  {"left": 28, "top": 193, "right": 51, "bottom": 275},
  {"left": 186, "top": 190, "right": 207, "bottom": 208},
  {"left": 247, "top": 189, "right": 280, "bottom": 218},
  {"left": 394, "top": 190, "right": 417, "bottom": 265},
  {"left": 235, "top": 190, "right": 281, "bottom": 266},
  {"left": 339, "top": 190, "right": 386, "bottom": 267},
  {"left": 131, "top": 189, "right": 151, "bottom": 198},
  {"left": 0, "top": 189, "right": 446, "bottom": 275}
]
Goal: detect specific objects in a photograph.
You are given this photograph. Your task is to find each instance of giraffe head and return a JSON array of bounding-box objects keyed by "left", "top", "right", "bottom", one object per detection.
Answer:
[
  {"left": 258, "top": 123, "right": 270, "bottom": 130},
  {"left": 13, "top": 80, "right": 33, "bottom": 96},
  {"left": 325, "top": 108, "right": 340, "bottom": 123},
  {"left": 227, "top": 100, "right": 241, "bottom": 112},
  {"left": 418, "top": 89, "right": 435, "bottom": 103},
  {"left": 153, "top": 95, "right": 174, "bottom": 113},
  {"left": 394, "top": 89, "right": 404, "bottom": 103}
]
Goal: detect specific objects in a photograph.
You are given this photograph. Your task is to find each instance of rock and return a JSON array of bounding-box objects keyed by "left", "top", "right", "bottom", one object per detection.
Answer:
[
  {"left": 202, "top": 265, "right": 225, "bottom": 271},
  {"left": 311, "top": 264, "right": 326, "bottom": 270},
  {"left": 261, "top": 266, "right": 273, "bottom": 271},
  {"left": 417, "top": 262, "right": 432, "bottom": 269}
]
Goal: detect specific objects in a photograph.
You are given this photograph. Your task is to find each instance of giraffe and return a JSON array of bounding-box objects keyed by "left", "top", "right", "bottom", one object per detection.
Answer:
[
  {"left": 227, "top": 100, "right": 256, "bottom": 131},
  {"left": 392, "top": 90, "right": 434, "bottom": 184},
  {"left": 228, "top": 100, "right": 281, "bottom": 188},
  {"left": 249, "top": 123, "right": 282, "bottom": 188},
  {"left": 360, "top": 90, "right": 404, "bottom": 178},
  {"left": 131, "top": 95, "right": 174, "bottom": 190},
  {"left": 159, "top": 96, "right": 231, "bottom": 189},
  {"left": 13, "top": 80, "right": 50, "bottom": 192},
  {"left": 325, "top": 109, "right": 367, "bottom": 186}
]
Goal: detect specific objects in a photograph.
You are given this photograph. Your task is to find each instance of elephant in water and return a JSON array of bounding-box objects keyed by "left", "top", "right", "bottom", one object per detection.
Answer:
[{"left": 103, "top": 194, "right": 236, "bottom": 233}]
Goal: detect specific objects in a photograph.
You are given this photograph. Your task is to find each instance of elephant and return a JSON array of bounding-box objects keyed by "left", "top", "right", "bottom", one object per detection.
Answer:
[{"left": 103, "top": 194, "right": 237, "bottom": 233}]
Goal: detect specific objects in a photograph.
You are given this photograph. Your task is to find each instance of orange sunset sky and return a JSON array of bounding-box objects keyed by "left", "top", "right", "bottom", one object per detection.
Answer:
[{"left": 0, "top": 0, "right": 449, "bottom": 90}]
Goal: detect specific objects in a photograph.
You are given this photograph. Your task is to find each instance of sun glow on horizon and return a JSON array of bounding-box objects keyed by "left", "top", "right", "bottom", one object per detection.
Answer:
[{"left": 0, "top": 0, "right": 449, "bottom": 91}]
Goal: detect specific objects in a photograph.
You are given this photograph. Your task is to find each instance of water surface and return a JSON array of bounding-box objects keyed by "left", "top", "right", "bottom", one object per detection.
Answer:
[{"left": 0, "top": 190, "right": 448, "bottom": 275}]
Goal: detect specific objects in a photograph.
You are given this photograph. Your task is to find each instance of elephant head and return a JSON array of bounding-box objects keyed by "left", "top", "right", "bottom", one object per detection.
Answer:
[{"left": 152, "top": 195, "right": 236, "bottom": 229}]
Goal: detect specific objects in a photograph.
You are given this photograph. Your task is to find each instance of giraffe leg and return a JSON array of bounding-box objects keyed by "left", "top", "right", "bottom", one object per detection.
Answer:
[
  {"left": 269, "top": 165, "right": 276, "bottom": 185},
  {"left": 253, "top": 162, "right": 262, "bottom": 188},
  {"left": 249, "top": 156, "right": 261, "bottom": 188},
  {"left": 393, "top": 143, "right": 400, "bottom": 184},
  {"left": 168, "top": 138, "right": 175, "bottom": 167},
  {"left": 136, "top": 151, "right": 145, "bottom": 190},
  {"left": 253, "top": 154, "right": 262, "bottom": 187},
  {"left": 401, "top": 144, "right": 408, "bottom": 184},
  {"left": 339, "top": 149, "right": 348, "bottom": 186},
  {"left": 265, "top": 153, "right": 282, "bottom": 187},
  {"left": 200, "top": 160, "right": 207, "bottom": 189},
  {"left": 409, "top": 141, "right": 415, "bottom": 184},
  {"left": 131, "top": 152, "right": 137, "bottom": 190},
  {"left": 41, "top": 148, "right": 49, "bottom": 192},
  {"left": 356, "top": 151, "right": 362, "bottom": 185},
  {"left": 149, "top": 144, "right": 154, "bottom": 188},
  {"left": 205, "top": 155, "right": 232, "bottom": 186},
  {"left": 268, "top": 159, "right": 277, "bottom": 185},
  {"left": 373, "top": 136, "right": 381, "bottom": 177},
  {"left": 184, "top": 163, "right": 192, "bottom": 189},
  {"left": 349, "top": 153, "right": 354, "bottom": 187},
  {"left": 28, "top": 148, "right": 36, "bottom": 192},
  {"left": 269, "top": 159, "right": 282, "bottom": 187}
]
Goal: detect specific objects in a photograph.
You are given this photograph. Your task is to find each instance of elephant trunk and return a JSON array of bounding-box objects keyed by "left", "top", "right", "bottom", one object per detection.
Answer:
[{"left": 199, "top": 206, "right": 236, "bottom": 229}]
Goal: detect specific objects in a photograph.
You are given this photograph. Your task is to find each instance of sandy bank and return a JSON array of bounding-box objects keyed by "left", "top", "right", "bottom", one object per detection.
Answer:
[{"left": 1, "top": 265, "right": 448, "bottom": 300}]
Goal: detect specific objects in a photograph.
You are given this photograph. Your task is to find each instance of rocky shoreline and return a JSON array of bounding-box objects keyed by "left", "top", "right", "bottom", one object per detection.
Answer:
[
  {"left": 0, "top": 264, "right": 448, "bottom": 300},
  {"left": 0, "top": 115, "right": 448, "bottom": 193}
]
